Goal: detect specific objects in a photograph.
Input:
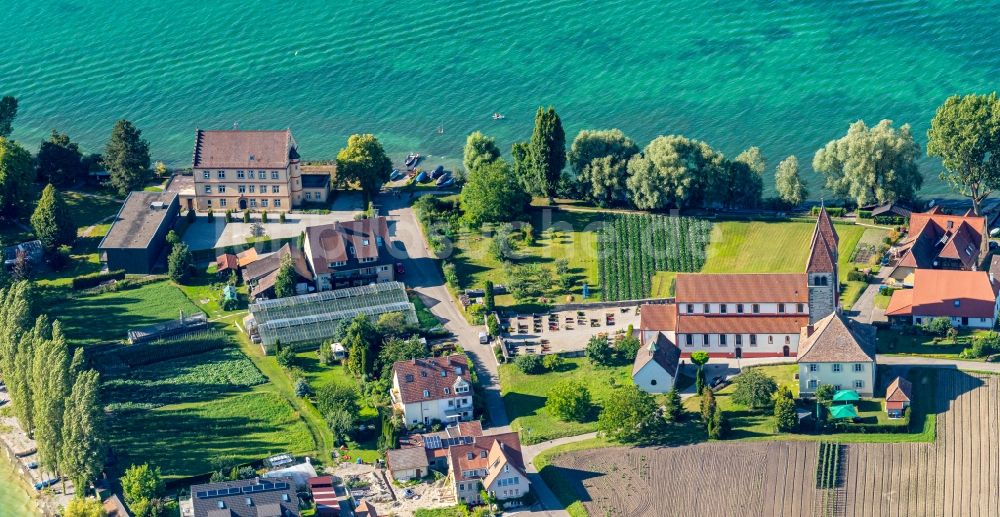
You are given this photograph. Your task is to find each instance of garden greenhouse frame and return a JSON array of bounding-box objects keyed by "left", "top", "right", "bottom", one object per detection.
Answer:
[{"left": 248, "top": 282, "right": 418, "bottom": 349}]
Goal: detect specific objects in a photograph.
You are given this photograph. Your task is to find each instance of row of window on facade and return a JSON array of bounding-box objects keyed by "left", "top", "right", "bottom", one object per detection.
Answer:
[
  {"left": 683, "top": 302, "right": 806, "bottom": 315},
  {"left": 682, "top": 333, "right": 792, "bottom": 347},
  {"left": 807, "top": 378, "right": 865, "bottom": 389},
  {"left": 807, "top": 363, "right": 866, "bottom": 373},
  {"left": 203, "top": 185, "right": 282, "bottom": 194},
  {"left": 205, "top": 198, "right": 282, "bottom": 208},
  {"left": 202, "top": 170, "right": 282, "bottom": 180}
]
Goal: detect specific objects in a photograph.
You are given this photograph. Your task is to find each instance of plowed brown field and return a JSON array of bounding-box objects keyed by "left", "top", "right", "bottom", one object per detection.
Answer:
[{"left": 548, "top": 370, "right": 998, "bottom": 516}]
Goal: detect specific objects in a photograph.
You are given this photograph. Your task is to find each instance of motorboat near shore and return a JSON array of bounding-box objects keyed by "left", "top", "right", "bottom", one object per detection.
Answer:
[{"left": 405, "top": 153, "right": 421, "bottom": 167}]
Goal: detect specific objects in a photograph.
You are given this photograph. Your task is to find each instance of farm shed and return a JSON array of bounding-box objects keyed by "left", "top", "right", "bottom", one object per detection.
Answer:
[
  {"left": 246, "top": 281, "right": 417, "bottom": 350},
  {"left": 98, "top": 192, "right": 180, "bottom": 274}
]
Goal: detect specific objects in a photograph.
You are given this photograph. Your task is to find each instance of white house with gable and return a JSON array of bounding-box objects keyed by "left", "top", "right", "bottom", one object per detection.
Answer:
[
  {"left": 631, "top": 333, "right": 682, "bottom": 393},
  {"left": 391, "top": 354, "right": 474, "bottom": 425}
]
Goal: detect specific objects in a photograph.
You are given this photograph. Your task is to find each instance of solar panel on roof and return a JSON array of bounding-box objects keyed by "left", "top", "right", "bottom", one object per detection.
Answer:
[
  {"left": 275, "top": 482, "right": 289, "bottom": 490},
  {"left": 196, "top": 491, "right": 209, "bottom": 498},
  {"left": 228, "top": 487, "right": 241, "bottom": 495}
]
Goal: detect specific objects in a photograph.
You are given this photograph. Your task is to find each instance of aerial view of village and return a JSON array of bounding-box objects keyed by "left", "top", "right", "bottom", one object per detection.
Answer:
[{"left": 3, "top": 2, "right": 1000, "bottom": 517}]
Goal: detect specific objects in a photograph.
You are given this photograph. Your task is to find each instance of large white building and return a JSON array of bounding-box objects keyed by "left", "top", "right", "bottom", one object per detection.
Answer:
[
  {"left": 797, "top": 312, "right": 877, "bottom": 397},
  {"left": 391, "top": 355, "right": 474, "bottom": 426},
  {"left": 636, "top": 208, "right": 840, "bottom": 360}
]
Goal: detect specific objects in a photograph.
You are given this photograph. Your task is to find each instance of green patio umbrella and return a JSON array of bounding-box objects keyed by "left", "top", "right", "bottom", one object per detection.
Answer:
[
  {"left": 833, "top": 389, "right": 860, "bottom": 403},
  {"left": 829, "top": 404, "right": 859, "bottom": 420}
]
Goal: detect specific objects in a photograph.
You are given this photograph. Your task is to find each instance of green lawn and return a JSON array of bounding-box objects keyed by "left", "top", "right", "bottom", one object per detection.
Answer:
[
  {"left": 174, "top": 266, "right": 248, "bottom": 320},
  {"left": 703, "top": 221, "right": 865, "bottom": 274},
  {"left": 876, "top": 328, "right": 988, "bottom": 359},
  {"left": 105, "top": 387, "right": 315, "bottom": 480},
  {"left": 64, "top": 191, "right": 122, "bottom": 227},
  {"left": 409, "top": 291, "right": 442, "bottom": 330},
  {"left": 683, "top": 365, "right": 936, "bottom": 443},
  {"left": 452, "top": 209, "right": 603, "bottom": 307},
  {"left": 52, "top": 280, "right": 203, "bottom": 345},
  {"left": 499, "top": 357, "right": 630, "bottom": 444},
  {"left": 874, "top": 292, "right": 892, "bottom": 310}
]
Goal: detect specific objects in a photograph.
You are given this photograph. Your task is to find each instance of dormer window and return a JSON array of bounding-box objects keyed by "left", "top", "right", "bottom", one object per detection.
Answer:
[
  {"left": 363, "top": 239, "right": 370, "bottom": 246},
  {"left": 454, "top": 366, "right": 462, "bottom": 375},
  {"left": 954, "top": 300, "right": 961, "bottom": 307},
  {"left": 441, "top": 370, "right": 447, "bottom": 377},
  {"left": 421, "top": 371, "right": 427, "bottom": 377},
  {"left": 480, "top": 451, "right": 487, "bottom": 458},
  {"left": 423, "top": 389, "right": 430, "bottom": 397},
  {"left": 467, "top": 452, "right": 474, "bottom": 460},
  {"left": 404, "top": 374, "right": 414, "bottom": 382},
  {"left": 444, "top": 388, "right": 451, "bottom": 394}
]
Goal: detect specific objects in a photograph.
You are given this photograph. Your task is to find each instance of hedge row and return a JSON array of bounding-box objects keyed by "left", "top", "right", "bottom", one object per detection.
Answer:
[
  {"left": 810, "top": 206, "right": 846, "bottom": 217},
  {"left": 104, "top": 330, "right": 230, "bottom": 369},
  {"left": 72, "top": 269, "right": 126, "bottom": 290}
]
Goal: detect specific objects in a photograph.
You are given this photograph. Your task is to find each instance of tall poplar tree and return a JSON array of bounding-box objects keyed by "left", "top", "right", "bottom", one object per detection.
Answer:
[
  {"left": 0, "top": 137, "right": 35, "bottom": 216},
  {"left": 513, "top": 107, "right": 566, "bottom": 198},
  {"left": 105, "top": 119, "right": 150, "bottom": 196},
  {"left": 61, "top": 369, "right": 106, "bottom": 493},
  {"left": 32, "top": 320, "right": 71, "bottom": 475}
]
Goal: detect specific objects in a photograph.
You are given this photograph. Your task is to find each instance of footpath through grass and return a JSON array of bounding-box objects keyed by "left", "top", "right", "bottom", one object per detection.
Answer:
[{"left": 499, "top": 357, "right": 630, "bottom": 444}]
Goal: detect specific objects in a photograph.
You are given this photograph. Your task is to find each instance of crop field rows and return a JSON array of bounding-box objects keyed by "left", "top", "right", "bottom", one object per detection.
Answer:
[
  {"left": 551, "top": 442, "right": 817, "bottom": 516},
  {"left": 597, "top": 214, "right": 711, "bottom": 301},
  {"left": 842, "top": 370, "right": 999, "bottom": 517}
]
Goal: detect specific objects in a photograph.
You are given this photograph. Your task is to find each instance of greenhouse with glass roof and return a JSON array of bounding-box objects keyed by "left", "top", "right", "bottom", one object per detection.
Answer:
[{"left": 245, "top": 281, "right": 417, "bottom": 350}]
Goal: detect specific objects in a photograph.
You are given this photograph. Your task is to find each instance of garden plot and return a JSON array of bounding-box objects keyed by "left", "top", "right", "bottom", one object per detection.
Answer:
[
  {"left": 547, "top": 442, "right": 818, "bottom": 516},
  {"left": 547, "top": 369, "right": 1000, "bottom": 516},
  {"left": 597, "top": 214, "right": 711, "bottom": 301}
]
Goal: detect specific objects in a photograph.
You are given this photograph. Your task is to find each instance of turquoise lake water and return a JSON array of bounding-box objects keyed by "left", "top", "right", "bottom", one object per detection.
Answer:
[
  {"left": 3, "top": 0, "right": 999, "bottom": 196},
  {"left": 0, "top": 459, "right": 36, "bottom": 516}
]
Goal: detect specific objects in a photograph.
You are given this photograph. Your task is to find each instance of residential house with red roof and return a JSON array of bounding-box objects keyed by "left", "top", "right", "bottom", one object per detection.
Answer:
[
  {"left": 885, "top": 376, "right": 913, "bottom": 418},
  {"left": 888, "top": 207, "right": 988, "bottom": 286},
  {"left": 391, "top": 355, "right": 474, "bottom": 426},
  {"left": 885, "top": 269, "right": 1000, "bottom": 328},
  {"left": 797, "top": 312, "right": 877, "bottom": 396},
  {"left": 387, "top": 421, "right": 484, "bottom": 481},
  {"left": 303, "top": 217, "right": 396, "bottom": 291},
  {"left": 447, "top": 432, "right": 529, "bottom": 505}
]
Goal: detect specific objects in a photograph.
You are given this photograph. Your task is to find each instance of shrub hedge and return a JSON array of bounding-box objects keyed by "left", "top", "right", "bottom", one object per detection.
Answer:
[{"left": 72, "top": 269, "right": 126, "bottom": 289}]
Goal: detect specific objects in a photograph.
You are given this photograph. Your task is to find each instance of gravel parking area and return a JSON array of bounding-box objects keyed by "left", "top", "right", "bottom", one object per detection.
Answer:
[{"left": 504, "top": 306, "right": 641, "bottom": 355}]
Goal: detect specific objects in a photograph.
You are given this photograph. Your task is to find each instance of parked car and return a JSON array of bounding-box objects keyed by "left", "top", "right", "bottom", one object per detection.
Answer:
[
  {"left": 26, "top": 462, "right": 38, "bottom": 469},
  {"left": 395, "top": 262, "right": 405, "bottom": 276},
  {"left": 403, "top": 488, "right": 415, "bottom": 498},
  {"left": 34, "top": 478, "right": 58, "bottom": 490}
]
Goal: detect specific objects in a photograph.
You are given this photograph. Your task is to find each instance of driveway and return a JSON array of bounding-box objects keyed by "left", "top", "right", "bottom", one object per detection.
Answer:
[{"left": 377, "top": 191, "right": 510, "bottom": 428}]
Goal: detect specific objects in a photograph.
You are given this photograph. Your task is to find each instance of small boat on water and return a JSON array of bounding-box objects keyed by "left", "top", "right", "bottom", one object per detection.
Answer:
[
  {"left": 414, "top": 170, "right": 429, "bottom": 183},
  {"left": 431, "top": 165, "right": 445, "bottom": 179},
  {"left": 405, "top": 153, "right": 420, "bottom": 167},
  {"left": 436, "top": 172, "right": 452, "bottom": 186},
  {"left": 390, "top": 169, "right": 403, "bottom": 181},
  {"left": 492, "top": 112, "right": 505, "bottom": 120},
  {"left": 438, "top": 177, "right": 455, "bottom": 188}
]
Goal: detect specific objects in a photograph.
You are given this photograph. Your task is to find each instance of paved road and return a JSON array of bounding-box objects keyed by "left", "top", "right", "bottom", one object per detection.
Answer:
[{"left": 378, "top": 191, "right": 510, "bottom": 428}]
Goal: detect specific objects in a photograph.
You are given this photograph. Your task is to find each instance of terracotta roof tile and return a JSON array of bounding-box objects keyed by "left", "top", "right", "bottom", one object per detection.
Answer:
[
  {"left": 216, "top": 253, "right": 239, "bottom": 272},
  {"left": 306, "top": 217, "right": 391, "bottom": 275},
  {"left": 885, "top": 289, "right": 913, "bottom": 316},
  {"left": 676, "top": 314, "right": 808, "bottom": 334},
  {"left": 192, "top": 129, "right": 296, "bottom": 169},
  {"left": 639, "top": 303, "right": 677, "bottom": 331},
  {"left": 393, "top": 354, "right": 472, "bottom": 404},
  {"left": 797, "top": 312, "right": 876, "bottom": 363},
  {"left": 886, "top": 376, "right": 912, "bottom": 402},
  {"left": 909, "top": 269, "right": 997, "bottom": 318},
  {"left": 448, "top": 432, "right": 524, "bottom": 481},
  {"left": 675, "top": 273, "right": 808, "bottom": 303}
]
